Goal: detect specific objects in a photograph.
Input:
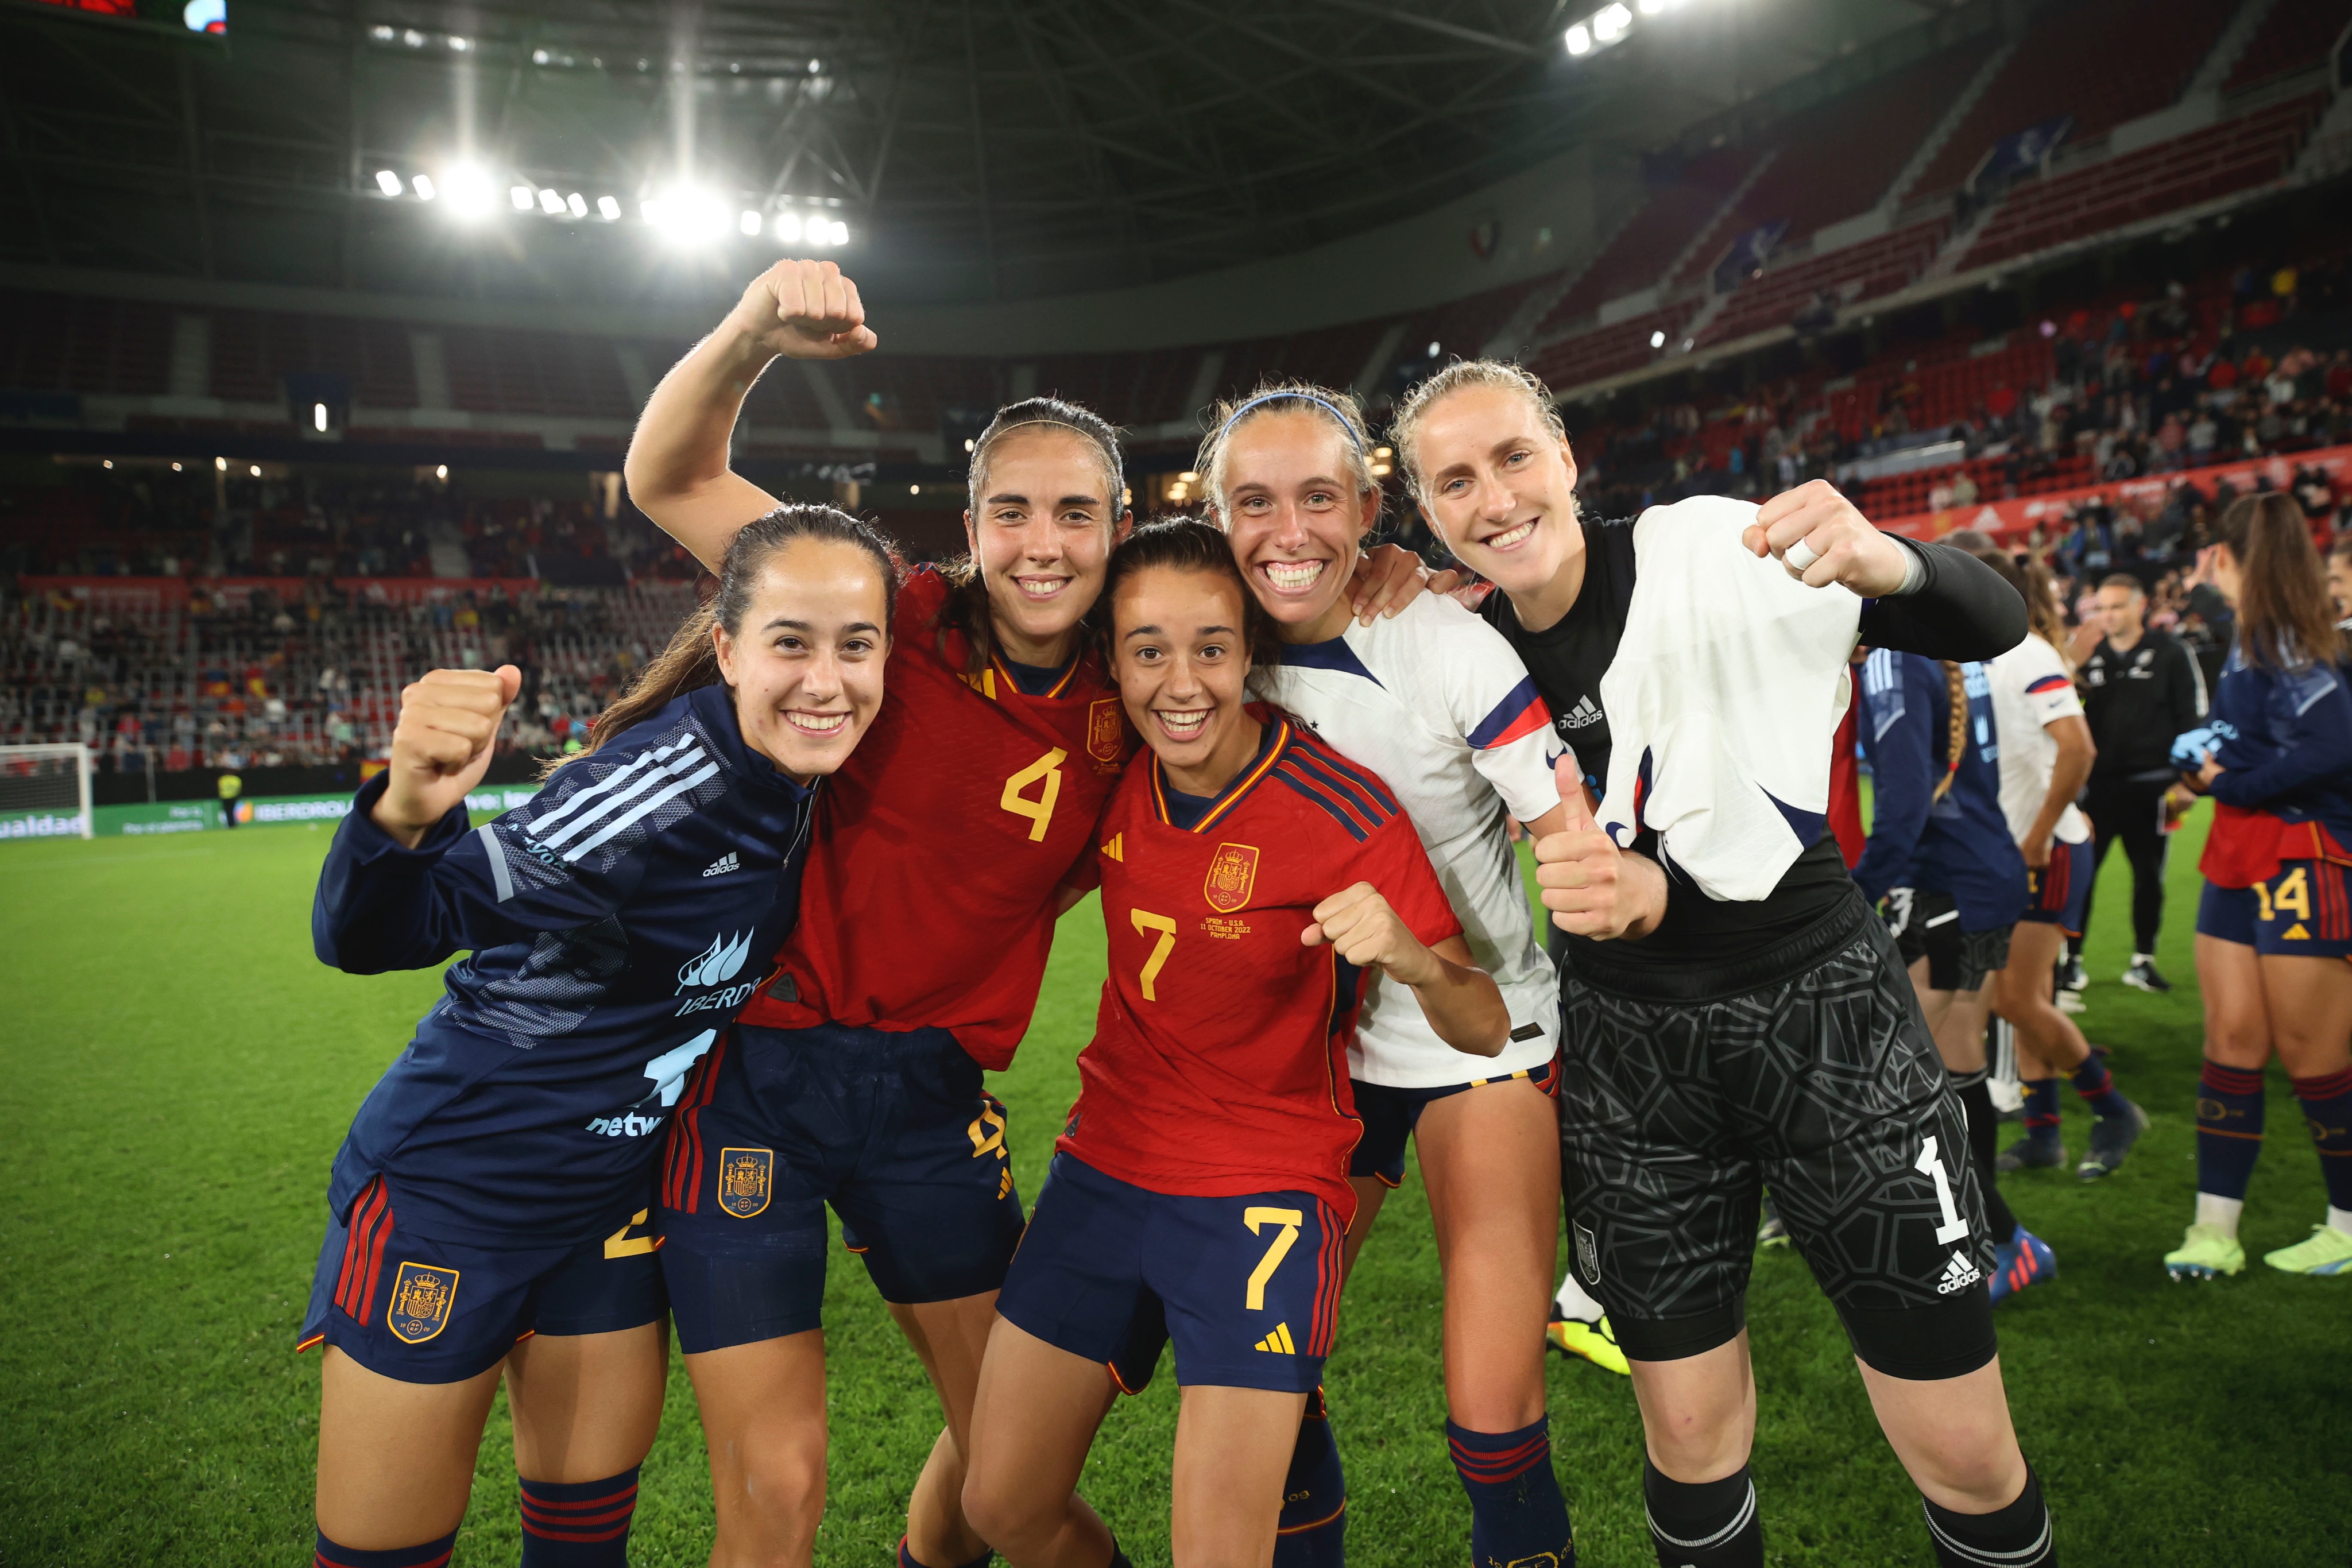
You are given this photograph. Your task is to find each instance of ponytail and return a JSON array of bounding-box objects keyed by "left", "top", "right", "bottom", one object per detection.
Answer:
[
  {"left": 2211, "top": 493, "right": 2333, "bottom": 669},
  {"left": 560, "top": 504, "right": 900, "bottom": 773},
  {"left": 1933, "top": 660, "right": 1968, "bottom": 803}
]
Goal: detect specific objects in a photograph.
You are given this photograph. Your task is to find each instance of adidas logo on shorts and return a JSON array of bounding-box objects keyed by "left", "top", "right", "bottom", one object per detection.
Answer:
[
  {"left": 702, "top": 851, "right": 740, "bottom": 877},
  {"left": 1936, "top": 1250, "right": 1984, "bottom": 1295}
]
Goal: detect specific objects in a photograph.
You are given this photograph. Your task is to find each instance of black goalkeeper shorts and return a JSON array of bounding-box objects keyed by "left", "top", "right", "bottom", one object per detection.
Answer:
[{"left": 1558, "top": 889, "right": 1997, "bottom": 1380}]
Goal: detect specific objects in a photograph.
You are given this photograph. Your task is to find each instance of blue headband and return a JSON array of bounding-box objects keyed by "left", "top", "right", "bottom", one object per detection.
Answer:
[{"left": 1214, "top": 390, "right": 1365, "bottom": 452}]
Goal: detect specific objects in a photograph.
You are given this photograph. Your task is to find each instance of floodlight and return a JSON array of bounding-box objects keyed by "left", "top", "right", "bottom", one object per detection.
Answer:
[
  {"left": 172, "top": 462, "right": 183, "bottom": 471},
  {"left": 597, "top": 195, "right": 621, "bottom": 221},
  {"left": 1566, "top": 24, "right": 1592, "bottom": 53},
  {"left": 964, "top": 439, "right": 976, "bottom": 453},
  {"left": 510, "top": 185, "right": 535, "bottom": 211},
  {"left": 249, "top": 464, "right": 261, "bottom": 477},
  {"left": 773, "top": 211, "right": 802, "bottom": 242},
  {"left": 214, "top": 456, "right": 226, "bottom": 471},
  {"left": 435, "top": 464, "right": 449, "bottom": 480},
  {"left": 447, "top": 35, "right": 470, "bottom": 51},
  {"left": 183, "top": 0, "right": 224, "bottom": 31},
  {"left": 567, "top": 193, "right": 588, "bottom": 218},
  {"left": 412, "top": 174, "right": 436, "bottom": 200},
  {"left": 403, "top": 29, "right": 423, "bottom": 47},
  {"left": 1594, "top": 5, "right": 1631, "bottom": 42},
  {"left": 740, "top": 210, "right": 763, "bottom": 236},
  {"left": 374, "top": 169, "right": 402, "bottom": 196},
  {"left": 442, "top": 165, "right": 496, "bottom": 218},
  {"left": 1650, "top": 330, "right": 1666, "bottom": 348},
  {"left": 314, "top": 403, "right": 328, "bottom": 432},
  {"left": 533, "top": 48, "right": 550, "bottom": 64},
  {"left": 370, "top": 25, "right": 393, "bottom": 41},
  {"left": 540, "top": 189, "right": 567, "bottom": 216},
  {"left": 1639, "top": 0, "right": 1666, "bottom": 14},
  {"left": 103, "top": 459, "right": 113, "bottom": 469},
  {"left": 644, "top": 188, "right": 732, "bottom": 245},
  {"left": 909, "top": 484, "right": 920, "bottom": 495},
  {"left": 1426, "top": 340, "right": 1440, "bottom": 358}
]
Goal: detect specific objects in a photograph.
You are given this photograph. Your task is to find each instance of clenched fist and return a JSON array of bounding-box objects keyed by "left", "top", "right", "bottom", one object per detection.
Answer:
[
  {"left": 724, "top": 258, "right": 879, "bottom": 362},
  {"left": 1742, "top": 478, "right": 1913, "bottom": 597},
  {"left": 374, "top": 665, "right": 523, "bottom": 847}
]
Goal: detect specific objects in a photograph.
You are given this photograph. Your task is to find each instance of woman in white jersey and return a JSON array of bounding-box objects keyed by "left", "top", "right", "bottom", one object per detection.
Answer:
[
  {"left": 1947, "top": 533, "right": 2149, "bottom": 1186},
  {"left": 1196, "top": 380, "right": 1583, "bottom": 1568}
]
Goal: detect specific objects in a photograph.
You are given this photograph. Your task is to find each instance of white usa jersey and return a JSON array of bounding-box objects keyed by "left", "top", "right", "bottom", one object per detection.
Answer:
[
  {"left": 1987, "top": 634, "right": 2091, "bottom": 846},
  {"left": 1251, "top": 593, "right": 1564, "bottom": 1088}
]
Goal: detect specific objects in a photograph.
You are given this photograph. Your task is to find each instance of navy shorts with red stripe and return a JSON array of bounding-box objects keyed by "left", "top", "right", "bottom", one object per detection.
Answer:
[
  {"left": 1349, "top": 1052, "right": 1561, "bottom": 1187},
  {"left": 296, "top": 1175, "right": 665, "bottom": 1383},
  {"left": 2201, "top": 860, "right": 2352, "bottom": 957},
  {"left": 1000, "top": 1152, "right": 1342, "bottom": 1395},
  {"left": 2020, "top": 836, "right": 2092, "bottom": 934},
  {"left": 656, "top": 1022, "right": 1026, "bottom": 1355}
]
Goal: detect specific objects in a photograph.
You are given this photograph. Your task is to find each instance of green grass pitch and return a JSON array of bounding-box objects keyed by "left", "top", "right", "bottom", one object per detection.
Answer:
[{"left": 1, "top": 806, "right": 2343, "bottom": 1565}]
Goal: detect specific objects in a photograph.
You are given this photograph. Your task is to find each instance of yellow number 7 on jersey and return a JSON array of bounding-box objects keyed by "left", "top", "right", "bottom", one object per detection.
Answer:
[
  {"left": 1129, "top": 908, "right": 1177, "bottom": 1000},
  {"left": 1243, "top": 1206, "right": 1303, "bottom": 1310}
]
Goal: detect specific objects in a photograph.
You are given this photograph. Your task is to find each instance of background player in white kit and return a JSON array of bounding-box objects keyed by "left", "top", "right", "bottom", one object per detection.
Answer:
[
  {"left": 1947, "top": 532, "right": 2149, "bottom": 1184},
  {"left": 1198, "top": 381, "right": 1588, "bottom": 1568}
]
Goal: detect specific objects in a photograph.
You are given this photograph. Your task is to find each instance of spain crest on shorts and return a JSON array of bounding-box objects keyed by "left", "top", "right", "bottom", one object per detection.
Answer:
[
  {"left": 717, "top": 1147, "right": 773, "bottom": 1218},
  {"left": 385, "top": 1261, "right": 459, "bottom": 1344},
  {"left": 1086, "top": 697, "right": 1125, "bottom": 769},
  {"left": 1203, "top": 842, "right": 1260, "bottom": 913}
]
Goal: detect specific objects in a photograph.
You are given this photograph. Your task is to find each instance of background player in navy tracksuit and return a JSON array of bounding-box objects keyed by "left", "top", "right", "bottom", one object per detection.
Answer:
[
  {"left": 299, "top": 507, "right": 896, "bottom": 1568},
  {"left": 2165, "top": 493, "right": 2352, "bottom": 1281},
  {"left": 1855, "top": 651, "right": 2047, "bottom": 1303}
]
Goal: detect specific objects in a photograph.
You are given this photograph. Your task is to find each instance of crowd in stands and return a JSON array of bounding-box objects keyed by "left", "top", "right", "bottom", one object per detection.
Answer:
[
  {"left": 1564, "top": 244, "right": 2352, "bottom": 528},
  {"left": 0, "top": 572, "right": 698, "bottom": 776}
]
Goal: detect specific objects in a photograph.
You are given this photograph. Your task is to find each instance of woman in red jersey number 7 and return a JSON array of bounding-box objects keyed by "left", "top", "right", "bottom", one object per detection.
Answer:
[
  {"left": 623, "top": 260, "right": 1433, "bottom": 1568},
  {"left": 962, "top": 518, "right": 1510, "bottom": 1568}
]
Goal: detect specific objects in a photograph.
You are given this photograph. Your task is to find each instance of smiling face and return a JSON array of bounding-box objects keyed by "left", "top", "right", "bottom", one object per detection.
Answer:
[
  {"left": 966, "top": 425, "right": 1121, "bottom": 665},
  {"left": 1111, "top": 564, "right": 1260, "bottom": 796},
  {"left": 712, "top": 536, "right": 891, "bottom": 783},
  {"left": 1410, "top": 382, "right": 1581, "bottom": 599},
  {"left": 1215, "top": 409, "right": 1378, "bottom": 643}
]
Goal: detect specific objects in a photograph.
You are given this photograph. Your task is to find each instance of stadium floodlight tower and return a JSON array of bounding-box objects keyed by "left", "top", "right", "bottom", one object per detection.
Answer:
[{"left": 0, "top": 743, "right": 94, "bottom": 840}]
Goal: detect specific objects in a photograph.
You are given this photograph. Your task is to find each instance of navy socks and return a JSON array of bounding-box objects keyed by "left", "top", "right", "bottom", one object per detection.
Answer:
[
  {"left": 518, "top": 1468, "right": 640, "bottom": 1566},
  {"left": 2292, "top": 1067, "right": 2352, "bottom": 1211},
  {"left": 313, "top": 1531, "right": 456, "bottom": 1568},
  {"left": 2197, "top": 1061, "right": 2266, "bottom": 1201},
  {"left": 1274, "top": 1385, "right": 1347, "bottom": 1567},
  {"left": 1447, "top": 1418, "right": 1573, "bottom": 1567}
]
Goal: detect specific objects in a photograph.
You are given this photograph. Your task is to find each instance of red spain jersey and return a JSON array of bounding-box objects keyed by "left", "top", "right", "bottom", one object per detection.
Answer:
[
  {"left": 737, "top": 567, "right": 1137, "bottom": 1068},
  {"left": 1060, "top": 710, "right": 1463, "bottom": 1223}
]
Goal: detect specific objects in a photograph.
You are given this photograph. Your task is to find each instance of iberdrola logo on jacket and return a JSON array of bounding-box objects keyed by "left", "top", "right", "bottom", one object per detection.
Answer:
[{"left": 677, "top": 930, "right": 754, "bottom": 993}]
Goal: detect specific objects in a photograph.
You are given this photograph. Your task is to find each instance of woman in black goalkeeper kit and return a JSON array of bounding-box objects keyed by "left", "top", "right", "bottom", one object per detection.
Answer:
[{"left": 1391, "top": 360, "right": 2052, "bottom": 1568}]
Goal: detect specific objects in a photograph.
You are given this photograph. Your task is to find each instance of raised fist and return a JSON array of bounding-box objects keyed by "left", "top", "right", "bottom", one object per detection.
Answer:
[
  {"left": 727, "top": 258, "right": 879, "bottom": 362},
  {"left": 374, "top": 665, "right": 523, "bottom": 846}
]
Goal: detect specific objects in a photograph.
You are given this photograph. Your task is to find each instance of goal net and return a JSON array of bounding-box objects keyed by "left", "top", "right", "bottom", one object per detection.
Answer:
[{"left": 0, "top": 744, "right": 94, "bottom": 840}]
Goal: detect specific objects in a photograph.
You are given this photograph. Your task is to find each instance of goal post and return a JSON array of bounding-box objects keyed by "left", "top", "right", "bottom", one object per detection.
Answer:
[{"left": 0, "top": 744, "right": 94, "bottom": 841}]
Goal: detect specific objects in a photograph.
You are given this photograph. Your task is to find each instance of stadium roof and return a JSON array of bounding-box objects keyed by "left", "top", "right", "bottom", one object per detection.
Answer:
[{"left": 0, "top": 0, "right": 1956, "bottom": 307}]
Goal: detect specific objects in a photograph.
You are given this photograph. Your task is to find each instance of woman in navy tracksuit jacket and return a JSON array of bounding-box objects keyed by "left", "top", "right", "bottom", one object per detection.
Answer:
[{"left": 300, "top": 506, "right": 896, "bottom": 1568}]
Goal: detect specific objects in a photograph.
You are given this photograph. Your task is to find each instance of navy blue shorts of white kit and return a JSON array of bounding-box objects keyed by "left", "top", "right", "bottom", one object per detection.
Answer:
[
  {"left": 656, "top": 1022, "right": 1028, "bottom": 1354},
  {"left": 297, "top": 1175, "right": 666, "bottom": 1383},
  {"left": 1349, "top": 1052, "right": 1561, "bottom": 1187},
  {"left": 997, "top": 1152, "right": 1344, "bottom": 1395}
]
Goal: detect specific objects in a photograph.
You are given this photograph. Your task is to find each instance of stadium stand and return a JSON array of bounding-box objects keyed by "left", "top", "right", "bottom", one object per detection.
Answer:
[
  {"left": 1909, "top": 0, "right": 2240, "bottom": 198},
  {"left": 442, "top": 327, "right": 633, "bottom": 421},
  {"left": 2225, "top": 0, "right": 2352, "bottom": 94},
  {"left": 1534, "top": 143, "right": 1769, "bottom": 335},
  {"left": 1964, "top": 92, "right": 2331, "bottom": 269},
  {"left": 0, "top": 291, "right": 174, "bottom": 398},
  {"left": 210, "top": 309, "right": 419, "bottom": 410},
  {"left": 1697, "top": 220, "right": 1951, "bottom": 347}
]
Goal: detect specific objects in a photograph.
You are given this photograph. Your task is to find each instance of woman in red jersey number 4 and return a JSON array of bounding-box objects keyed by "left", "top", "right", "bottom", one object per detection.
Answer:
[
  {"left": 623, "top": 260, "right": 1432, "bottom": 1568},
  {"left": 962, "top": 518, "right": 1510, "bottom": 1568}
]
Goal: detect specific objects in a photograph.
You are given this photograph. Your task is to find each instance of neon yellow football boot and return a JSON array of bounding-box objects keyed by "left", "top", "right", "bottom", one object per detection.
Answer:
[
  {"left": 2164, "top": 1222, "right": 2246, "bottom": 1280},
  {"left": 1545, "top": 1312, "right": 1630, "bottom": 1376},
  {"left": 2263, "top": 1224, "right": 2352, "bottom": 1276}
]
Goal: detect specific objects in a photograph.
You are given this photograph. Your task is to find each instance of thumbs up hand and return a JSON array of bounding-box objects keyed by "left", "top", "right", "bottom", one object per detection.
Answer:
[{"left": 1532, "top": 753, "right": 1665, "bottom": 942}]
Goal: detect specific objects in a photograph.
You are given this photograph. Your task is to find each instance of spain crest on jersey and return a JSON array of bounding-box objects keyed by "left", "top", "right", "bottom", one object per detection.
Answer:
[
  {"left": 717, "top": 1147, "right": 773, "bottom": 1218},
  {"left": 1086, "top": 697, "right": 1125, "bottom": 770},
  {"left": 385, "top": 1261, "right": 459, "bottom": 1344},
  {"left": 1203, "top": 842, "right": 1260, "bottom": 913}
]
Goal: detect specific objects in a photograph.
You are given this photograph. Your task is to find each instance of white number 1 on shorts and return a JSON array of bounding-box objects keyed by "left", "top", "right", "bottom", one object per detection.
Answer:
[{"left": 1914, "top": 1136, "right": 1971, "bottom": 1245}]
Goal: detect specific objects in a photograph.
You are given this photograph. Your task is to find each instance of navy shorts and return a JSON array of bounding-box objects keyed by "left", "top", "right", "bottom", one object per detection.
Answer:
[
  {"left": 1000, "top": 1153, "right": 1343, "bottom": 1395},
  {"left": 656, "top": 1022, "right": 1026, "bottom": 1354},
  {"left": 1886, "top": 887, "right": 2013, "bottom": 993},
  {"left": 297, "top": 1175, "right": 666, "bottom": 1384},
  {"left": 1349, "top": 1053, "right": 1561, "bottom": 1187},
  {"left": 2198, "top": 862, "right": 2352, "bottom": 958},
  {"left": 2020, "top": 838, "right": 2092, "bottom": 935}
]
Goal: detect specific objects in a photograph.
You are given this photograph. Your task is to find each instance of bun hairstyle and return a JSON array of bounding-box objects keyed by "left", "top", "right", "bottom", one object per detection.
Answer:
[
  {"left": 1388, "top": 358, "right": 1569, "bottom": 510},
  {"left": 1194, "top": 381, "right": 1377, "bottom": 526},
  {"left": 575, "top": 504, "right": 899, "bottom": 767},
  {"left": 1945, "top": 529, "right": 2071, "bottom": 670},
  {"left": 942, "top": 395, "right": 1127, "bottom": 674},
  {"left": 1104, "top": 516, "right": 1274, "bottom": 662},
  {"left": 2211, "top": 492, "right": 2335, "bottom": 669}
]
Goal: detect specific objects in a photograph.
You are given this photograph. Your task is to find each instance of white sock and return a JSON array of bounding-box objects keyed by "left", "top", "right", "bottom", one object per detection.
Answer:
[
  {"left": 2131, "top": 952, "right": 2154, "bottom": 966},
  {"left": 1553, "top": 1271, "right": 1605, "bottom": 1323},
  {"left": 2195, "top": 1193, "right": 2244, "bottom": 1237},
  {"left": 2328, "top": 1206, "right": 2352, "bottom": 1238}
]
